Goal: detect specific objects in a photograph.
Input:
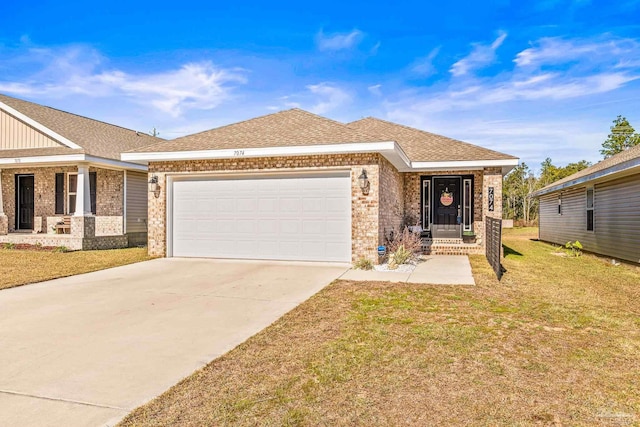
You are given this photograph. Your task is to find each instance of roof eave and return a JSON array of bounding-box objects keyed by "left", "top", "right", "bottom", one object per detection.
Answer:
[
  {"left": 531, "top": 157, "right": 640, "bottom": 198},
  {"left": 411, "top": 159, "right": 519, "bottom": 174},
  {"left": 122, "top": 143, "right": 518, "bottom": 173},
  {"left": 122, "top": 141, "right": 413, "bottom": 171},
  {"left": 0, "top": 153, "right": 147, "bottom": 171}
]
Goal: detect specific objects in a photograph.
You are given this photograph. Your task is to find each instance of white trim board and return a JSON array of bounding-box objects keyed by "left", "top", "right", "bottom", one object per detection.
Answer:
[
  {"left": 0, "top": 101, "right": 82, "bottom": 150},
  {"left": 0, "top": 154, "right": 148, "bottom": 172},
  {"left": 122, "top": 142, "right": 518, "bottom": 174}
]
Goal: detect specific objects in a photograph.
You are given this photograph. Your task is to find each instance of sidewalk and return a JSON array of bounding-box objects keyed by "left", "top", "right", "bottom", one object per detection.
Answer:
[{"left": 339, "top": 255, "right": 475, "bottom": 285}]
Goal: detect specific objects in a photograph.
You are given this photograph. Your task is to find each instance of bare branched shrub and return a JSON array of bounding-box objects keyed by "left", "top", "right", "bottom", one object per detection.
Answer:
[{"left": 387, "top": 226, "right": 423, "bottom": 265}]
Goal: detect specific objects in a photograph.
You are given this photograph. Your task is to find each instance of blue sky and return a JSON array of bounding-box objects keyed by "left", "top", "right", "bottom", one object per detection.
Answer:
[{"left": 1, "top": 0, "right": 639, "bottom": 171}]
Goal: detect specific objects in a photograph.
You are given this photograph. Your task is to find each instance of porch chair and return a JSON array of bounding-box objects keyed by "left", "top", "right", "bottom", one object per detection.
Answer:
[{"left": 55, "top": 216, "right": 71, "bottom": 234}]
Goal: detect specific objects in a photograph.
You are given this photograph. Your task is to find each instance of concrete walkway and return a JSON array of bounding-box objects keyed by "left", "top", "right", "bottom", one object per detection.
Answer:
[
  {"left": 339, "top": 255, "right": 475, "bottom": 285},
  {"left": 0, "top": 258, "right": 348, "bottom": 427}
]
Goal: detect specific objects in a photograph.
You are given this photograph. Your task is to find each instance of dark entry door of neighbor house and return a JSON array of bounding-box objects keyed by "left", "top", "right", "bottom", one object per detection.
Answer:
[
  {"left": 432, "top": 177, "right": 461, "bottom": 238},
  {"left": 16, "top": 175, "right": 35, "bottom": 230}
]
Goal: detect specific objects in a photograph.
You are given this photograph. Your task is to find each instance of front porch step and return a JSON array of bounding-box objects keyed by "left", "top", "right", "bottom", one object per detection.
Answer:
[
  {"left": 422, "top": 238, "right": 464, "bottom": 245},
  {"left": 421, "top": 238, "right": 484, "bottom": 256}
]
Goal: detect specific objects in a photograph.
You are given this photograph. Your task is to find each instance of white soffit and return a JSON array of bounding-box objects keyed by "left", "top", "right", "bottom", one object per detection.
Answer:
[
  {"left": 0, "top": 154, "right": 147, "bottom": 171},
  {"left": 121, "top": 141, "right": 517, "bottom": 173}
]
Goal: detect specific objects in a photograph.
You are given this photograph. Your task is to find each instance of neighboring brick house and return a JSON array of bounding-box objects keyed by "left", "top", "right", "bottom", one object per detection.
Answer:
[
  {"left": 0, "top": 94, "right": 160, "bottom": 250},
  {"left": 123, "top": 109, "right": 518, "bottom": 263}
]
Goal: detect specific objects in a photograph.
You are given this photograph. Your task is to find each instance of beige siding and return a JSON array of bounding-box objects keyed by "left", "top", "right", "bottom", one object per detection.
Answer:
[
  {"left": 126, "top": 171, "right": 148, "bottom": 233},
  {"left": 539, "top": 174, "right": 640, "bottom": 263},
  {"left": 0, "top": 109, "right": 62, "bottom": 149}
]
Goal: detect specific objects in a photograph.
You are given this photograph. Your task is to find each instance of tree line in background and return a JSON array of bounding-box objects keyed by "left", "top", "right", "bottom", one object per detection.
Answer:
[{"left": 503, "top": 115, "right": 640, "bottom": 224}]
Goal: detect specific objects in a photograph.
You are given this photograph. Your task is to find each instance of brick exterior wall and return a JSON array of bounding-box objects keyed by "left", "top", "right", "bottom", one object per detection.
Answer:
[
  {"left": 0, "top": 233, "right": 129, "bottom": 251},
  {"left": 147, "top": 154, "right": 382, "bottom": 262},
  {"left": 96, "top": 169, "right": 124, "bottom": 216},
  {"left": 403, "top": 168, "right": 503, "bottom": 248},
  {"left": 95, "top": 216, "right": 124, "bottom": 236},
  {"left": 147, "top": 157, "right": 505, "bottom": 264},
  {"left": 378, "top": 156, "right": 404, "bottom": 248},
  {"left": 0, "top": 166, "right": 124, "bottom": 234},
  {"left": 0, "top": 214, "right": 7, "bottom": 235}
]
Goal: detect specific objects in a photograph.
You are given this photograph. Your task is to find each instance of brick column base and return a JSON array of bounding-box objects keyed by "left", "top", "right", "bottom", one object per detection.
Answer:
[
  {"left": 71, "top": 216, "right": 95, "bottom": 238},
  {"left": 0, "top": 214, "right": 7, "bottom": 235}
]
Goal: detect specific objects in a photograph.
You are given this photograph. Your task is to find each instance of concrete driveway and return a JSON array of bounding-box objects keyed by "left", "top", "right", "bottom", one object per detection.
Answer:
[{"left": 0, "top": 258, "right": 348, "bottom": 427}]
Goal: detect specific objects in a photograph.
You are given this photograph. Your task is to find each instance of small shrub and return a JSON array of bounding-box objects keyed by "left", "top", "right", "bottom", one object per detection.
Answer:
[
  {"left": 391, "top": 245, "right": 413, "bottom": 265},
  {"left": 54, "top": 246, "right": 69, "bottom": 253},
  {"left": 353, "top": 257, "right": 374, "bottom": 270},
  {"left": 34, "top": 242, "right": 42, "bottom": 249},
  {"left": 2, "top": 242, "right": 16, "bottom": 250},
  {"left": 387, "top": 226, "right": 422, "bottom": 265},
  {"left": 565, "top": 240, "right": 583, "bottom": 257}
]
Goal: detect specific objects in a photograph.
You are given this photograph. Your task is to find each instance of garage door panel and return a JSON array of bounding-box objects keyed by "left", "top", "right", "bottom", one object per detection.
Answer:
[{"left": 172, "top": 173, "right": 351, "bottom": 262}]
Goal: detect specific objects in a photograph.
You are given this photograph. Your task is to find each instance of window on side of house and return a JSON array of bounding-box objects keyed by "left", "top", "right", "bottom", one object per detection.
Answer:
[
  {"left": 67, "top": 173, "right": 77, "bottom": 215},
  {"left": 463, "top": 178, "right": 472, "bottom": 231},
  {"left": 558, "top": 194, "right": 562, "bottom": 215},
  {"left": 66, "top": 172, "right": 97, "bottom": 215},
  {"left": 586, "top": 187, "right": 594, "bottom": 231}
]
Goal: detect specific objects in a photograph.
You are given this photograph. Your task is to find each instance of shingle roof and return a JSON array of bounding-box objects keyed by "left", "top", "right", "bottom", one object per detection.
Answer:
[
  {"left": 133, "top": 108, "right": 384, "bottom": 153},
  {"left": 534, "top": 143, "right": 640, "bottom": 195},
  {"left": 347, "top": 117, "right": 517, "bottom": 162},
  {"left": 0, "top": 94, "right": 163, "bottom": 161},
  {"left": 131, "top": 108, "right": 517, "bottom": 164}
]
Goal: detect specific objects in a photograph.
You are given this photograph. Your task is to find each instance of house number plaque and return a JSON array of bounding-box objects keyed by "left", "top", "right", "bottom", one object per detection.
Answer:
[{"left": 488, "top": 187, "right": 495, "bottom": 212}]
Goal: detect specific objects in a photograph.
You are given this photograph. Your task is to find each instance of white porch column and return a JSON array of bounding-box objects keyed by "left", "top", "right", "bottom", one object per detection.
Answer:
[
  {"left": 0, "top": 168, "right": 4, "bottom": 215},
  {"left": 74, "top": 164, "right": 93, "bottom": 216}
]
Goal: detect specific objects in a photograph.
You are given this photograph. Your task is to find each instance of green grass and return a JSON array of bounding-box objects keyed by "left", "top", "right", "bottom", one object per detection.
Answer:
[
  {"left": 0, "top": 247, "right": 153, "bottom": 290},
  {"left": 119, "top": 228, "right": 640, "bottom": 426}
]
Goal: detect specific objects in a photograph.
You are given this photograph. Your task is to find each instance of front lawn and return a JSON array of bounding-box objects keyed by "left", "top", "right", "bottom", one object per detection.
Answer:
[
  {"left": 0, "top": 247, "right": 153, "bottom": 290},
  {"left": 119, "top": 228, "right": 640, "bottom": 426}
]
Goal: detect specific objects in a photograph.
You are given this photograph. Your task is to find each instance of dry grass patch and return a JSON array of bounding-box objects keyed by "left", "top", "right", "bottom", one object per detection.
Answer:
[
  {"left": 120, "top": 228, "right": 639, "bottom": 426},
  {"left": 0, "top": 247, "right": 153, "bottom": 290}
]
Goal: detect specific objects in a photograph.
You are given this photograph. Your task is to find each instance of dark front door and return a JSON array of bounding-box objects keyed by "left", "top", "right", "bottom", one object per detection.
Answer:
[
  {"left": 432, "top": 177, "right": 461, "bottom": 238},
  {"left": 16, "top": 175, "right": 35, "bottom": 230}
]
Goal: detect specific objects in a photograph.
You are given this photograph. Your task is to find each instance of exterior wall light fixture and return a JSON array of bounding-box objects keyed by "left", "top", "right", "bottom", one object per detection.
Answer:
[
  {"left": 358, "top": 169, "right": 370, "bottom": 195},
  {"left": 149, "top": 175, "right": 160, "bottom": 197}
]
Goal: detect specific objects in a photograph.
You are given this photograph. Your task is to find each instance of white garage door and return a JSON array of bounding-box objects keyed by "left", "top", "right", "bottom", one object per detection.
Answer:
[{"left": 170, "top": 171, "right": 352, "bottom": 262}]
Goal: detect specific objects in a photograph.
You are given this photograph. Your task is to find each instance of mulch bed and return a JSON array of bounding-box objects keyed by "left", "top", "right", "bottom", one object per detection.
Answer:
[{"left": 1, "top": 243, "right": 63, "bottom": 252}]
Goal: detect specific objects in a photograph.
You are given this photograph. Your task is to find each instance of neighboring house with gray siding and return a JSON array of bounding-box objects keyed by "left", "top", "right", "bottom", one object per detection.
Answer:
[
  {"left": 0, "top": 94, "right": 161, "bottom": 250},
  {"left": 532, "top": 144, "right": 640, "bottom": 264}
]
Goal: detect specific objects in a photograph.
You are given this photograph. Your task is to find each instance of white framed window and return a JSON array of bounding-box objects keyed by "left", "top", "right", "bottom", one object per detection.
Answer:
[
  {"left": 586, "top": 187, "right": 594, "bottom": 231},
  {"left": 558, "top": 194, "right": 562, "bottom": 215},
  {"left": 67, "top": 173, "right": 77, "bottom": 214},
  {"left": 422, "top": 179, "right": 431, "bottom": 231},
  {"left": 463, "top": 178, "right": 472, "bottom": 231}
]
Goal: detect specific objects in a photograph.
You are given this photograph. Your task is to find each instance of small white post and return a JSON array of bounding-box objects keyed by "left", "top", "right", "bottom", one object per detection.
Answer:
[{"left": 74, "top": 164, "right": 93, "bottom": 216}]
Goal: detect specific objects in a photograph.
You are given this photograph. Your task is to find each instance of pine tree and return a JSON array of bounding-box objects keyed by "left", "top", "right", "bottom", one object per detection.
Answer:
[{"left": 600, "top": 116, "right": 640, "bottom": 158}]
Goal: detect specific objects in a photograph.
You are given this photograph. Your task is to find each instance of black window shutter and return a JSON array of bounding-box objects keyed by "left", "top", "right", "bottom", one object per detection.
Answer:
[
  {"left": 55, "top": 173, "right": 64, "bottom": 214},
  {"left": 90, "top": 172, "right": 97, "bottom": 215}
]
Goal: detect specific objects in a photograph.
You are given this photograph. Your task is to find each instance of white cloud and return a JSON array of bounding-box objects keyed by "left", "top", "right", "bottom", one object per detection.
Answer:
[
  {"left": 368, "top": 84, "right": 382, "bottom": 96},
  {"left": 93, "top": 63, "right": 246, "bottom": 116},
  {"left": 316, "top": 29, "right": 364, "bottom": 51},
  {"left": 450, "top": 31, "right": 507, "bottom": 76},
  {"left": 0, "top": 44, "right": 247, "bottom": 117},
  {"left": 412, "top": 46, "right": 441, "bottom": 76},
  {"left": 306, "top": 83, "right": 351, "bottom": 114},
  {"left": 515, "top": 36, "right": 640, "bottom": 68}
]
